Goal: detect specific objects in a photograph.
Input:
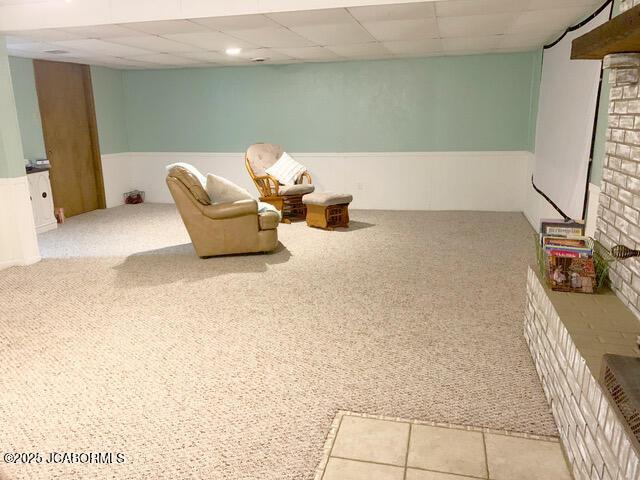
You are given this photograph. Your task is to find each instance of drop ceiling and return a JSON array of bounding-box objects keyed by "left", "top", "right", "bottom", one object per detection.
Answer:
[{"left": 2, "top": 0, "right": 605, "bottom": 69}]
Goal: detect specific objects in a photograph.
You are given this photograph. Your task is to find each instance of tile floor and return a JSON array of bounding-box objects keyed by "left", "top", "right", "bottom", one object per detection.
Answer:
[{"left": 316, "top": 413, "right": 573, "bottom": 480}]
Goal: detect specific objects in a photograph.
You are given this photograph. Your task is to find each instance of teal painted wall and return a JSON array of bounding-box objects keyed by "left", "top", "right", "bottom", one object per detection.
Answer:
[
  {"left": 8, "top": 59, "right": 130, "bottom": 160},
  {"left": 90, "top": 66, "right": 129, "bottom": 154},
  {"left": 122, "top": 52, "right": 541, "bottom": 153},
  {"left": 8, "top": 52, "right": 541, "bottom": 159},
  {"left": 7, "top": 56, "right": 45, "bottom": 162},
  {"left": 527, "top": 49, "right": 543, "bottom": 152},
  {"left": 0, "top": 39, "right": 27, "bottom": 178}
]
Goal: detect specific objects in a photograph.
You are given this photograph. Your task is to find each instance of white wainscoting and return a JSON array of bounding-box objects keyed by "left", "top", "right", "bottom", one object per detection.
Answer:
[
  {"left": 102, "top": 151, "right": 533, "bottom": 212},
  {"left": 0, "top": 175, "right": 40, "bottom": 270}
]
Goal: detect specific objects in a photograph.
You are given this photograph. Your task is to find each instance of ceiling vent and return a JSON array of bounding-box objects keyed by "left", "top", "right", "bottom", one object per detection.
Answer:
[
  {"left": 251, "top": 57, "right": 267, "bottom": 63},
  {"left": 43, "top": 50, "right": 69, "bottom": 55}
]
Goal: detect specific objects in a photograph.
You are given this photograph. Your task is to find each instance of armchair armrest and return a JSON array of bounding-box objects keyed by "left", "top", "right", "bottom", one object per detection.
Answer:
[
  {"left": 202, "top": 199, "right": 258, "bottom": 220},
  {"left": 299, "top": 171, "right": 312, "bottom": 184},
  {"left": 253, "top": 175, "right": 280, "bottom": 196}
]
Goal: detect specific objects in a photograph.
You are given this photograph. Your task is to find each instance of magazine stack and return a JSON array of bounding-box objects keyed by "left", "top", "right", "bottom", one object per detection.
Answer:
[{"left": 539, "top": 219, "right": 595, "bottom": 294}]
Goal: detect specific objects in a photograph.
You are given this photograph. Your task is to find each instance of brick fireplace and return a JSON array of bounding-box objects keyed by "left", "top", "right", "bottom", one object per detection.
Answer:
[
  {"left": 524, "top": 48, "right": 640, "bottom": 479},
  {"left": 596, "top": 52, "right": 640, "bottom": 317}
]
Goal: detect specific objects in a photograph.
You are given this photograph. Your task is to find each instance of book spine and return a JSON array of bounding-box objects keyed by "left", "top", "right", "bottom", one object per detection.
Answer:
[
  {"left": 544, "top": 246, "right": 592, "bottom": 254},
  {"left": 543, "top": 227, "right": 584, "bottom": 236},
  {"left": 547, "top": 250, "right": 586, "bottom": 258}
]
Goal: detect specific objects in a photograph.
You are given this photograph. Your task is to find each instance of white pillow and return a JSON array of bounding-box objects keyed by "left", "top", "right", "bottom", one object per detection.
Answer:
[
  {"left": 265, "top": 152, "right": 306, "bottom": 186},
  {"left": 258, "top": 201, "right": 282, "bottom": 220},
  {"left": 206, "top": 174, "right": 254, "bottom": 203}
]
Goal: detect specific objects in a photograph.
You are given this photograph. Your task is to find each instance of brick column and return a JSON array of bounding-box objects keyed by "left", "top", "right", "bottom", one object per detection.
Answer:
[
  {"left": 596, "top": 53, "right": 640, "bottom": 317},
  {"left": 620, "top": 0, "right": 640, "bottom": 12}
]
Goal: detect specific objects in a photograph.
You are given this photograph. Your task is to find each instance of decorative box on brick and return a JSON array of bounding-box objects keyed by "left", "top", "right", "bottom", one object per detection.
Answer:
[{"left": 535, "top": 221, "right": 612, "bottom": 294}]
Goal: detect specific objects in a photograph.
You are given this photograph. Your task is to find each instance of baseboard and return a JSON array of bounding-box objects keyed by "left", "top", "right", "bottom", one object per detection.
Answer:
[
  {"left": 36, "top": 221, "right": 57, "bottom": 234},
  {"left": 102, "top": 151, "right": 531, "bottom": 212}
]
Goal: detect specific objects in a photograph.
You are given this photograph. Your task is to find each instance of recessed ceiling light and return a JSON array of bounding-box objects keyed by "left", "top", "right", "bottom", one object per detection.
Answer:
[{"left": 225, "top": 47, "right": 242, "bottom": 56}]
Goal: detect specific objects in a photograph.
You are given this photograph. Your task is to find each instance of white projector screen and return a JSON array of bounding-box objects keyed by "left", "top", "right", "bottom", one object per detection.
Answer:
[{"left": 533, "top": 3, "right": 612, "bottom": 221}]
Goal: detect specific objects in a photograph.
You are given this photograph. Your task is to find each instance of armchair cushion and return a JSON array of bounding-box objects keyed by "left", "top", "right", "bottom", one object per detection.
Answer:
[
  {"left": 264, "top": 152, "right": 306, "bottom": 185},
  {"left": 201, "top": 199, "right": 258, "bottom": 220},
  {"left": 246, "top": 143, "right": 283, "bottom": 177},
  {"left": 166, "top": 163, "right": 210, "bottom": 205},
  {"left": 279, "top": 184, "right": 315, "bottom": 196},
  {"left": 206, "top": 173, "right": 254, "bottom": 203}
]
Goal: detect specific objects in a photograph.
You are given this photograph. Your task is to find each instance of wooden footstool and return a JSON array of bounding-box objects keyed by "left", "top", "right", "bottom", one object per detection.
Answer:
[{"left": 302, "top": 192, "right": 353, "bottom": 230}]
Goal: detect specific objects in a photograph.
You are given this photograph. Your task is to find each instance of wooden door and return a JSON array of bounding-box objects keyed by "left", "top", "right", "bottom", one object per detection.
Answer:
[{"left": 34, "top": 60, "right": 105, "bottom": 218}]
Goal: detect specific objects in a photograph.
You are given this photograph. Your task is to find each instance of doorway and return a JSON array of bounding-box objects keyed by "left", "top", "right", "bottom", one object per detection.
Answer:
[{"left": 34, "top": 60, "right": 105, "bottom": 218}]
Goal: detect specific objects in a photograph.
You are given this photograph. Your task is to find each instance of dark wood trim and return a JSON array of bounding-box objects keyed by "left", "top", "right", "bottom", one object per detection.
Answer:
[
  {"left": 34, "top": 59, "right": 105, "bottom": 216},
  {"left": 80, "top": 64, "right": 106, "bottom": 209},
  {"left": 572, "top": 3, "right": 640, "bottom": 59}
]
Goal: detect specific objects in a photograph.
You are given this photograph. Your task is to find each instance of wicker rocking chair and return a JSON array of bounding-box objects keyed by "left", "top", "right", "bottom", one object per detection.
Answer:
[{"left": 245, "top": 143, "right": 314, "bottom": 222}]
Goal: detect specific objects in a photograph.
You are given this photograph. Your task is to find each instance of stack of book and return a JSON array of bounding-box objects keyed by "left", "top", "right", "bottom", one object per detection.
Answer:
[{"left": 540, "top": 219, "right": 596, "bottom": 294}]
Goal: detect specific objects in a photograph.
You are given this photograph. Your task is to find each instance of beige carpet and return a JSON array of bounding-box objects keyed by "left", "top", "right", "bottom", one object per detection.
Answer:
[{"left": 0, "top": 204, "right": 554, "bottom": 480}]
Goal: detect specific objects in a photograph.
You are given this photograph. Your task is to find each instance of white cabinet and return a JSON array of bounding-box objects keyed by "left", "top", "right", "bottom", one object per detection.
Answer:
[{"left": 27, "top": 170, "right": 57, "bottom": 234}]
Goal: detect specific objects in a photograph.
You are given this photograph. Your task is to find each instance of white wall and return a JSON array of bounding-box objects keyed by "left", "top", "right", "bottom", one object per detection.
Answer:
[
  {"left": 102, "top": 151, "right": 531, "bottom": 212},
  {"left": 0, "top": 175, "right": 40, "bottom": 270},
  {"left": 523, "top": 153, "right": 566, "bottom": 230},
  {"left": 584, "top": 182, "right": 600, "bottom": 238}
]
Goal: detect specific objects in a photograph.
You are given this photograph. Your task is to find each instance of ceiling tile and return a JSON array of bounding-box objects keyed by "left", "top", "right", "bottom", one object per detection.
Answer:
[
  {"left": 349, "top": 2, "right": 436, "bottom": 22},
  {"left": 191, "top": 14, "right": 279, "bottom": 30},
  {"left": 325, "top": 42, "right": 391, "bottom": 58},
  {"left": 267, "top": 8, "right": 353, "bottom": 27},
  {"left": 180, "top": 51, "right": 230, "bottom": 62},
  {"left": 76, "top": 55, "right": 155, "bottom": 69},
  {"left": 4, "top": 29, "right": 80, "bottom": 42},
  {"left": 60, "top": 24, "right": 146, "bottom": 39},
  {"left": 6, "top": 41, "right": 57, "bottom": 52},
  {"left": 4, "top": 35, "right": 31, "bottom": 45},
  {"left": 438, "top": 12, "right": 516, "bottom": 37},
  {"left": 499, "top": 31, "right": 552, "bottom": 49},
  {"left": 507, "top": 6, "right": 592, "bottom": 34},
  {"left": 163, "top": 31, "right": 255, "bottom": 50},
  {"left": 124, "top": 19, "right": 209, "bottom": 35},
  {"left": 435, "top": 0, "right": 526, "bottom": 17},
  {"left": 108, "top": 35, "right": 201, "bottom": 53},
  {"left": 4, "top": 1, "right": 603, "bottom": 67},
  {"left": 223, "top": 27, "right": 314, "bottom": 48},
  {"left": 361, "top": 18, "right": 439, "bottom": 42},
  {"left": 442, "top": 35, "right": 503, "bottom": 52},
  {"left": 382, "top": 38, "right": 443, "bottom": 55},
  {"left": 526, "top": 0, "right": 602, "bottom": 10},
  {"left": 291, "top": 22, "right": 375, "bottom": 46},
  {"left": 52, "top": 39, "right": 153, "bottom": 57},
  {"left": 235, "top": 47, "right": 293, "bottom": 61},
  {"left": 0, "top": 0, "right": 43, "bottom": 5},
  {"left": 273, "top": 46, "right": 340, "bottom": 61},
  {"left": 125, "top": 53, "right": 200, "bottom": 66}
]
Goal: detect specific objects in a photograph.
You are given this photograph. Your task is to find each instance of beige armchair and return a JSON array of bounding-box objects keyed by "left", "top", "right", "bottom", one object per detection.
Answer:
[
  {"left": 166, "top": 164, "right": 279, "bottom": 257},
  {"left": 245, "top": 143, "right": 314, "bottom": 222}
]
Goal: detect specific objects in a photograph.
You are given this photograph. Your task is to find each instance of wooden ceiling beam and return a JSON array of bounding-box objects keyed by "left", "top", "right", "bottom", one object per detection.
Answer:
[{"left": 572, "top": 3, "right": 640, "bottom": 60}]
